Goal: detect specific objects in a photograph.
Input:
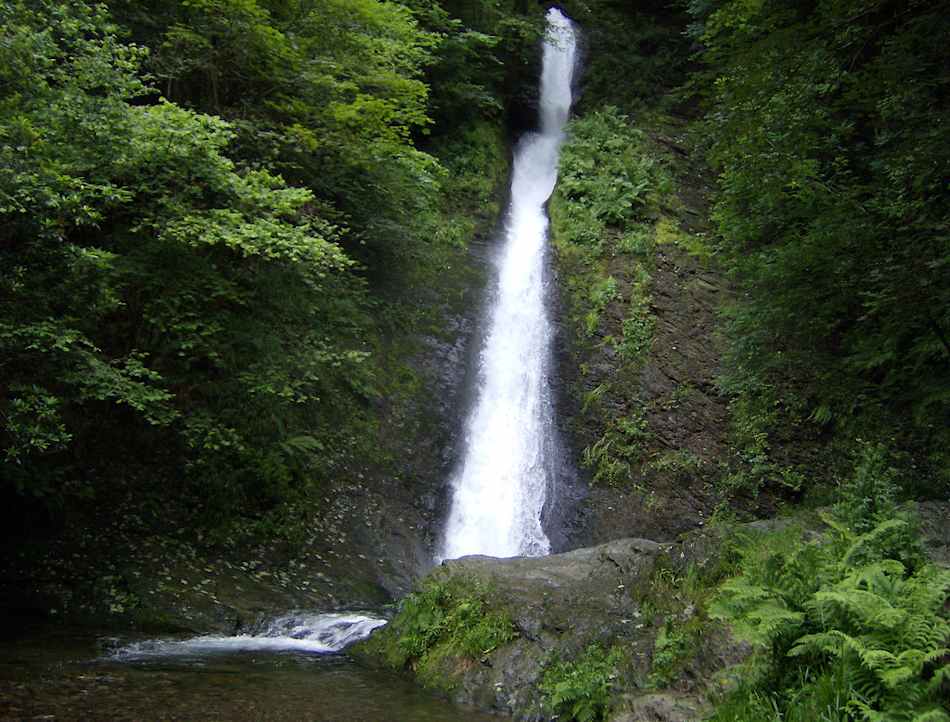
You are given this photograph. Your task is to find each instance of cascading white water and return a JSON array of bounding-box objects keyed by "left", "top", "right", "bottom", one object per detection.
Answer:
[
  {"left": 440, "top": 9, "right": 577, "bottom": 560},
  {"left": 108, "top": 612, "right": 387, "bottom": 660}
]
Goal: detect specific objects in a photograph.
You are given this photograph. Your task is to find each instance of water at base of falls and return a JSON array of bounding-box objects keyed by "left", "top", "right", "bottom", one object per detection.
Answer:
[
  {"left": 2, "top": 621, "right": 499, "bottom": 721},
  {"left": 108, "top": 612, "right": 387, "bottom": 660},
  {"left": 440, "top": 8, "right": 578, "bottom": 560}
]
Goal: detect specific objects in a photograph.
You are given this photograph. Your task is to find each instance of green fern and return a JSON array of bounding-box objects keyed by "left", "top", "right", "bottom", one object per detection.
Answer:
[
  {"left": 541, "top": 644, "right": 623, "bottom": 722},
  {"left": 710, "top": 514, "right": 950, "bottom": 722}
]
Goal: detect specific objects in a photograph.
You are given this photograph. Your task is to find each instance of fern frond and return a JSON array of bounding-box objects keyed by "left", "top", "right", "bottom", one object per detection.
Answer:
[
  {"left": 927, "top": 663, "right": 950, "bottom": 694},
  {"left": 818, "top": 509, "right": 853, "bottom": 538},
  {"left": 910, "top": 710, "right": 950, "bottom": 722},
  {"left": 808, "top": 588, "right": 906, "bottom": 631},
  {"left": 839, "top": 559, "right": 906, "bottom": 588},
  {"left": 842, "top": 519, "right": 909, "bottom": 567}
]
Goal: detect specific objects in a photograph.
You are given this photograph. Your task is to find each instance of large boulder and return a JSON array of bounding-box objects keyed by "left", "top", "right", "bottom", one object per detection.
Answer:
[
  {"left": 440, "top": 538, "right": 663, "bottom": 716},
  {"left": 357, "top": 536, "right": 746, "bottom": 721}
]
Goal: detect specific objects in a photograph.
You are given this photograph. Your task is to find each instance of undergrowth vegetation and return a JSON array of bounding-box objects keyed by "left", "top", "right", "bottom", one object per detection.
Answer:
[
  {"left": 540, "top": 643, "right": 624, "bottom": 722},
  {"left": 707, "top": 452, "right": 950, "bottom": 721},
  {"left": 362, "top": 576, "right": 515, "bottom": 690},
  {"left": 595, "top": 446, "right": 950, "bottom": 721},
  {"left": 550, "top": 107, "right": 673, "bottom": 488}
]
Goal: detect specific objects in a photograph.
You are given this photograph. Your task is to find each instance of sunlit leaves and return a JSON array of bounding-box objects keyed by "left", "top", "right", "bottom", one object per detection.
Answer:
[{"left": 0, "top": 0, "right": 369, "bottom": 510}]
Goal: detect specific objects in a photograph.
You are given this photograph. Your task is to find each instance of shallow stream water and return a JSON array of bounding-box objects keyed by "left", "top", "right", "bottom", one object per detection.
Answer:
[{"left": 0, "top": 624, "right": 504, "bottom": 721}]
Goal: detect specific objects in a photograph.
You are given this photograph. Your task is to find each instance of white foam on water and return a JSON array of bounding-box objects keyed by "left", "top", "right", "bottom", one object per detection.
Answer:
[{"left": 108, "top": 612, "right": 387, "bottom": 660}]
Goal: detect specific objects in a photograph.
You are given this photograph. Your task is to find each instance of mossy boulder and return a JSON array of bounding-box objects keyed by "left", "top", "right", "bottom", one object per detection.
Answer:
[{"left": 356, "top": 536, "right": 748, "bottom": 720}]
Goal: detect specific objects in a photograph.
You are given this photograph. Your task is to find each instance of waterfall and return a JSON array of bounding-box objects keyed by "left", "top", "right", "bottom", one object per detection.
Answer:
[{"left": 440, "top": 9, "right": 577, "bottom": 560}]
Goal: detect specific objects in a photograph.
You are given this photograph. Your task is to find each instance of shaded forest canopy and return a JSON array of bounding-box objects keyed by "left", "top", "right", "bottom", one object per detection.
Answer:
[
  {"left": 693, "top": 0, "right": 950, "bottom": 496},
  {"left": 1, "top": 0, "right": 947, "bottom": 540}
]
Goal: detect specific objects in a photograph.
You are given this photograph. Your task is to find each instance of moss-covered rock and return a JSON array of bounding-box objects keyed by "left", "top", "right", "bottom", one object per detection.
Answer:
[{"left": 356, "top": 535, "right": 749, "bottom": 720}]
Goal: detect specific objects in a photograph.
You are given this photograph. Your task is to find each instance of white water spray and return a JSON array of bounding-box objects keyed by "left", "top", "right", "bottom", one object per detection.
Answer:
[
  {"left": 108, "top": 613, "right": 387, "bottom": 660},
  {"left": 441, "top": 9, "right": 577, "bottom": 560}
]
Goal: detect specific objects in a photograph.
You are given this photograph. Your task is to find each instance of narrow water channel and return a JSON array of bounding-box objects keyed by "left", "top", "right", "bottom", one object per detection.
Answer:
[{"left": 441, "top": 8, "right": 578, "bottom": 560}]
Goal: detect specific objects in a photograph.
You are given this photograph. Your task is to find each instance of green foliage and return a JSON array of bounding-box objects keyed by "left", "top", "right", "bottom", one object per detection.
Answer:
[
  {"left": 0, "top": 0, "right": 519, "bottom": 534},
  {"left": 584, "top": 276, "right": 619, "bottom": 336},
  {"left": 650, "top": 619, "right": 699, "bottom": 688},
  {"left": 654, "top": 217, "right": 711, "bottom": 262},
  {"left": 551, "top": 109, "right": 674, "bottom": 488},
  {"left": 400, "top": 0, "right": 542, "bottom": 128},
  {"left": 556, "top": 109, "right": 662, "bottom": 234},
  {"left": 540, "top": 644, "right": 623, "bottom": 722},
  {"left": 835, "top": 443, "right": 901, "bottom": 535},
  {"left": 434, "top": 120, "right": 508, "bottom": 223},
  {"left": 617, "top": 223, "right": 655, "bottom": 257},
  {"left": 645, "top": 449, "right": 703, "bottom": 479},
  {"left": 370, "top": 577, "right": 515, "bottom": 689},
  {"left": 0, "top": 0, "right": 374, "bottom": 517},
  {"left": 693, "top": 0, "right": 950, "bottom": 472},
  {"left": 111, "top": 0, "right": 463, "bottom": 285},
  {"left": 582, "top": 408, "right": 650, "bottom": 487},
  {"left": 709, "top": 462, "right": 950, "bottom": 722},
  {"left": 556, "top": 0, "right": 690, "bottom": 113},
  {"left": 617, "top": 265, "right": 655, "bottom": 364},
  {"left": 634, "top": 549, "right": 737, "bottom": 690},
  {"left": 715, "top": 375, "right": 812, "bottom": 498},
  {"left": 550, "top": 109, "right": 668, "bottom": 343}
]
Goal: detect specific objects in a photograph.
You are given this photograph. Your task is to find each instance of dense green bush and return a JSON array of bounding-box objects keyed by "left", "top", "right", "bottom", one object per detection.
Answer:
[
  {"left": 690, "top": 0, "right": 950, "bottom": 491},
  {"left": 366, "top": 577, "right": 515, "bottom": 689}
]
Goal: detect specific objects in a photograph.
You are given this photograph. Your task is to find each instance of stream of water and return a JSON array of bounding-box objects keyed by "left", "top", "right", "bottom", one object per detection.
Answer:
[
  {"left": 0, "top": 620, "right": 503, "bottom": 721},
  {"left": 107, "top": 613, "right": 387, "bottom": 660},
  {"left": 440, "top": 8, "right": 578, "bottom": 560}
]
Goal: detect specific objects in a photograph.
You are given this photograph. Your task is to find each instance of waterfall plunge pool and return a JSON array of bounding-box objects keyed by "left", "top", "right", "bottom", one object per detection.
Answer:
[{"left": 0, "top": 615, "right": 504, "bottom": 721}]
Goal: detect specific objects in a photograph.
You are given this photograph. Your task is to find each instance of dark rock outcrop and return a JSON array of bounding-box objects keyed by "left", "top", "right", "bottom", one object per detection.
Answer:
[{"left": 366, "top": 535, "right": 748, "bottom": 721}]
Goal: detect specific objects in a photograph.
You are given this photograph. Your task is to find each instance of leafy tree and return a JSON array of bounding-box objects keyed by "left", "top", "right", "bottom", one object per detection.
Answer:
[
  {"left": 691, "top": 0, "right": 950, "bottom": 487},
  {"left": 0, "top": 0, "right": 371, "bottom": 516}
]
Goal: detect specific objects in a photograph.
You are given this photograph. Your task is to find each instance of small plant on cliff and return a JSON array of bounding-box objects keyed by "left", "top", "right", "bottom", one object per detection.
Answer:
[
  {"left": 649, "top": 619, "right": 700, "bottom": 688},
  {"left": 582, "top": 408, "right": 650, "bottom": 486},
  {"left": 616, "top": 266, "right": 655, "bottom": 365},
  {"left": 541, "top": 644, "right": 623, "bottom": 722}
]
